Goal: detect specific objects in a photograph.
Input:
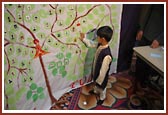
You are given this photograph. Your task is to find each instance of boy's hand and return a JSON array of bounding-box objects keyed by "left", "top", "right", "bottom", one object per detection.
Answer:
[{"left": 79, "top": 32, "right": 85, "bottom": 41}]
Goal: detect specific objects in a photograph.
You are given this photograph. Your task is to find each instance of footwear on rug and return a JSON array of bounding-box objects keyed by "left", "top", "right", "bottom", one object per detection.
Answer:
[
  {"left": 89, "top": 90, "right": 95, "bottom": 95},
  {"left": 97, "top": 100, "right": 104, "bottom": 105}
]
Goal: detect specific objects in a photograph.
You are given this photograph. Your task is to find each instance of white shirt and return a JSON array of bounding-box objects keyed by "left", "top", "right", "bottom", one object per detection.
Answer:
[{"left": 83, "top": 37, "right": 112, "bottom": 85}]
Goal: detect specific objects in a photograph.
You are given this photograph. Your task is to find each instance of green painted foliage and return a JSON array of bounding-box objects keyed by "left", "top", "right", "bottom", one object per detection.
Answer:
[
  {"left": 27, "top": 90, "right": 32, "bottom": 100},
  {"left": 8, "top": 96, "right": 16, "bottom": 104},
  {"left": 32, "top": 93, "right": 38, "bottom": 102},
  {"left": 62, "top": 71, "right": 67, "bottom": 78},
  {"left": 16, "top": 46, "right": 22, "bottom": 55},
  {"left": 48, "top": 61, "right": 56, "bottom": 69},
  {"left": 59, "top": 66, "right": 65, "bottom": 72},
  {"left": 64, "top": 58, "right": 69, "bottom": 65},
  {"left": 39, "top": 9, "right": 48, "bottom": 18},
  {"left": 30, "top": 25, "right": 40, "bottom": 33},
  {"left": 25, "top": 4, "right": 35, "bottom": 11},
  {"left": 32, "top": 13, "right": 41, "bottom": 23},
  {"left": 37, "top": 32, "right": 46, "bottom": 40},
  {"left": 5, "top": 85, "right": 14, "bottom": 95},
  {"left": 27, "top": 83, "right": 45, "bottom": 102},
  {"left": 78, "top": 5, "right": 85, "bottom": 13},
  {"left": 87, "top": 14, "right": 94, "bottom": 20},
  {"left": 44, "top": 21, "right": 52, "bottom": 29},
  {"left": 24, "top": 13, "right": 32, "bottom": 23},
  {"left": 4, "top": 12, "right": 14, "bottom": 24},
  {"left": 56, "top": 53, "right": 64, "bottom": 59},
  {"left": 52, "top": 68, "right": 58, "bottom": 76},
  {"left": 18, "top": 32, "right": 25, "bottom": 43},
  {"left": 39, "top": 92, "right": 45, "bottom": 99},
  {"left": 9, "top": 31, "right": 17, "bottom": 41},
  {"left": 37, "top": 87, "right": 43, "bottom": 93},
  {"left": 66, "top": 52, "right": 71, "bottom": 59},
  {"left": 30, "top": 83, "right": 37, "bottom": 90},
  {"left": 7, "top": 45, "right": 15, "bottom": 56},
  {"left": 16, "top": 87, "right": 26, "bottom": 100}
]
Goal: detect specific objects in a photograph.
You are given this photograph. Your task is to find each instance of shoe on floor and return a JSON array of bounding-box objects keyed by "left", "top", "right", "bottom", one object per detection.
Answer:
[
  {"left": 89, "top": 90, "right": 95, "bottom": 95},
  {"left": 97, "top": 100, "right": 104, "bottom": 105}
]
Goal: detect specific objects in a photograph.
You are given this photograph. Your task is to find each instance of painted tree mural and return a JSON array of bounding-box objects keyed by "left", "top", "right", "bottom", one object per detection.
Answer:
[{"left": 4, "top": 4, "right": 122, "bottom": 110}]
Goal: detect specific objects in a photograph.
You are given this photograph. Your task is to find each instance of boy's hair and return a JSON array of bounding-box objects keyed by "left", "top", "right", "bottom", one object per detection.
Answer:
[{"left": 97, "top": 26, "right": 113, "bottom": 42}]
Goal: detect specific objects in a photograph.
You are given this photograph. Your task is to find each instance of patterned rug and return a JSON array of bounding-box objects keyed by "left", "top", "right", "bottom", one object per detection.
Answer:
[{"left": 50, "top": 71, "right": 164, "bottom": 110}]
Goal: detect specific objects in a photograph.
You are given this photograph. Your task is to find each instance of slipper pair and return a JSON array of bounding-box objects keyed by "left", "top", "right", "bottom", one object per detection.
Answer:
[{"left": 89, "top": 90, "right": 104, "bottom": 105}]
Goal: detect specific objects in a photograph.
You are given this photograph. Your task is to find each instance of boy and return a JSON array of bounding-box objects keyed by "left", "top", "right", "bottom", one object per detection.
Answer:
[{"left": 79, "top": 26, "right": 113, "bottom": 105}]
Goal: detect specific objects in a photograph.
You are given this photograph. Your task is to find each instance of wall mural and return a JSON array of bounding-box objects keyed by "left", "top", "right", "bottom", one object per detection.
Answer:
[{"left": 4, "top": 3, "right": 122, "bottom": 110}]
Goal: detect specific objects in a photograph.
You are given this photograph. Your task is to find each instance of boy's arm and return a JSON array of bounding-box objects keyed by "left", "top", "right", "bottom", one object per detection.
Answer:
[
  {"left": 79, "top": 32, "right": 97, "bottom": 48},
  {"left": 96, "top": 55, "right": 112, "bottom": 85}
]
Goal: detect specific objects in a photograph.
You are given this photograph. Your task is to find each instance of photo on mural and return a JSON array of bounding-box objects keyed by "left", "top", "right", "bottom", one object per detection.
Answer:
[{"left": 3, "top": 3, "right": 122, "bottom": 110}]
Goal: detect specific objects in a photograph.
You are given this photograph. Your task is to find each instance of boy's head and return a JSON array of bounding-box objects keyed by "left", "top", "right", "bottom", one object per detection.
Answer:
[{"left": 96, "top": 26, "right": 113, "bottom": 42}]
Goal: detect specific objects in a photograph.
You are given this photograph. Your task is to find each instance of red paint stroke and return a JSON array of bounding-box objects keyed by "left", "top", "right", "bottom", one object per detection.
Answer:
[
  {"left": 33, "top": 39, "right": 49, "bottom": 58},
  {"left": 77, "top": 22, "right": 80, "bottom": 26}
]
